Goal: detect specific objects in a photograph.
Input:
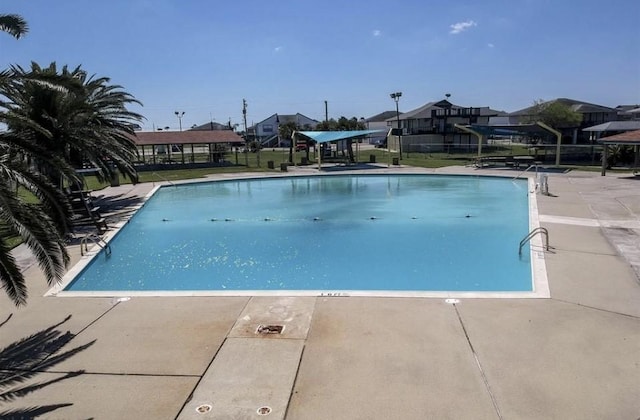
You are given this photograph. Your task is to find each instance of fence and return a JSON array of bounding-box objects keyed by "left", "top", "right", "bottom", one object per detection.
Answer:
[{"left": 401, "top": 141, "right": 615, "bottom": 166}]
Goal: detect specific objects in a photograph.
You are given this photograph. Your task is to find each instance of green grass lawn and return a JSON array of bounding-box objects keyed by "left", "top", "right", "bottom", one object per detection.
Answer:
[{"left": 79, "top": 146, "right": 621, "bottom": 191}]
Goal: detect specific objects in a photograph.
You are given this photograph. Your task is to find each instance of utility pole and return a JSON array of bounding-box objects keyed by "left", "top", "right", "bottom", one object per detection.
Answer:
[
  {"left": 242, "top": 99, "right": 248, "bottom": 167},
  {"left": 324, "top": 100, "right": 328, "bottom": 123}
]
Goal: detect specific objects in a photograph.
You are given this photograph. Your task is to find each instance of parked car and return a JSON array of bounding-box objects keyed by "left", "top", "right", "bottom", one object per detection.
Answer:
[{"left": 374, "top": 139, "right": 387, "bottom": 148}]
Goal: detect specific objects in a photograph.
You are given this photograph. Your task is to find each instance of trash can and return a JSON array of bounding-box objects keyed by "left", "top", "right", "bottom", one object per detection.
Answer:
[
  {"left": 392, "top": 157, "right": 399, "bottom": 165},
  {"left": 110, "top": 172, "right": 120, "bottom": 187},
  {"left": 369, "top": 154, "right": 376, "bottom": 163},
  {"left": 280, "top": 163, "right": 288, "bottom": 172},
  {"left": 301, "top": 157, "right": 308, "bottom": 165},
  {"left": 267, "top": 160, "right": 275, "bottom": 169}
]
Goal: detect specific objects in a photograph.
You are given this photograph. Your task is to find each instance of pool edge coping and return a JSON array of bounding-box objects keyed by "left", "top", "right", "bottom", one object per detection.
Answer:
[{"left": 46, "top": 173, "right": 550, "bottom": 300}]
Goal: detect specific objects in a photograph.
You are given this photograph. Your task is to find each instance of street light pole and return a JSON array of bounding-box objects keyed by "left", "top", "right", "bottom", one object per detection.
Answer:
[
  {"left": 174, "top": 111, "right": 185, "bottom": 131},
  {"left": 390, "top": 92, "right": 402, "bottom": 160}
]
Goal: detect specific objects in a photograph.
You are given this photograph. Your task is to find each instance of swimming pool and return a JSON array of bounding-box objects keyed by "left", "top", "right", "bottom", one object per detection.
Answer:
[{"left": 55, "top": 174, "right": 548, "bottom": 297}]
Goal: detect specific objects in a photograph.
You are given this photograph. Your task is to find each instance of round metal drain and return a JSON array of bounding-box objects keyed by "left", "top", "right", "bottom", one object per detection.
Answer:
[
  {"left": 257, "top": 406, "right": 272, "bottom": 415},
  {"left": 196, "top": 404, "right": 212, "bottom": 413}
]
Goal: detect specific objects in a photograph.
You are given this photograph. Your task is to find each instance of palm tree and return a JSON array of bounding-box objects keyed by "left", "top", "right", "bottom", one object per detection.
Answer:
[
  {"left": 2, "top": 62, "right": 144, "bottom": 186},
  {"left": 0, "top": 137, "right": 70, "bottom": 306},
  {"left": 279, "top": 121, "right": 299, "bottom": 163},
  {"left": 0, "top": 13, "right": 66, "bottom": 306},
  {"left": 0, "top": 13, "right": 28, "bottom": 39},
  {"left": 0, "top": 62, "right": 143, "bottom": 306}
]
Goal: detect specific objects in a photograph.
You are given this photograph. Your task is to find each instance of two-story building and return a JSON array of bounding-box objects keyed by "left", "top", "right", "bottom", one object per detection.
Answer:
[
  {"left": 508, "top": 98, "right": 618, "bottom": 144},
  {"left": 387, "top": 99, "right": 503, "bottom": 152},
  {"left": 253, "top": 113, "right": 319, "bottom": 146}
]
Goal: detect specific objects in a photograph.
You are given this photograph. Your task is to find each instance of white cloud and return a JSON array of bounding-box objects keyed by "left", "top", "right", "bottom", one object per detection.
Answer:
[
  {"left": 488, "top": 43, "right": 495, "bottom": 48},
  {"left": 274, "top": 46, "right": 283, "bottom": 52},
  {"left": 372, "top": 29, "right": 381, "bottom": 37},
  {"left": 449, "top": 20, "right": 477, "bottom": 34}
]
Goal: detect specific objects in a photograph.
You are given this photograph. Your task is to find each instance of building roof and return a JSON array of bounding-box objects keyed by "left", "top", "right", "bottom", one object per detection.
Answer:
[
  {"left": 365, "top": 111, "right": 398, "bottom": 122},
  {"left": 395, "top": 101, "right": 443, "bottom": 120},
  {"left": 189, "top": 121, "right": 231, "bottom": 131},
  {"left": 598, "top": 129, "right": 640, "bottom": 145},
  {"left": 256, "top": 113, "right": 319, "bottom": 126},
  {"left": 583, "top": 121, "right": 640, "bottom": 132},
  {"left": 392, "top": 100, "right": 501, "bottom": 121},
  {"left": 615, "top": 105, "right": 640, "bottom": 112},
  {"left": 131, "top": 130, "right": 244, "bottom": 146},
  {"left": 510, "top": 98, "right": 616, "bottom": 116},
  {"left": 463, "top": 123, "right": 560, "bottom": 137}
]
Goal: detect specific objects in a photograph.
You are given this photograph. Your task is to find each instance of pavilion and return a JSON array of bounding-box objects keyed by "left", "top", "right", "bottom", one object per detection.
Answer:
[
  {"left": 131, "top": 130, "right": 244, "bottom": 165},
  {"left": 294, "top": 130, "right": 385, "bottom": 169},
  {"left": 597, "top": 129, "right": 640, "bottom": 176},
  {"left": 455, "top": 122, "right": 562, "bottom": 165}
]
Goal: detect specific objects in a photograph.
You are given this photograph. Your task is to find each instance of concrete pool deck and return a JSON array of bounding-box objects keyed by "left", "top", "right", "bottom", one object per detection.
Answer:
[{"left": 1, "top": 165, "right": 639, "bottom": 419}]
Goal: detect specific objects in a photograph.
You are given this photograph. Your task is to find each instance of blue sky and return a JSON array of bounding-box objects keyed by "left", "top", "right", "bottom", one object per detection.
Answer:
[{"left": 2, "top": 0, "right": 639, "bottom": 131}]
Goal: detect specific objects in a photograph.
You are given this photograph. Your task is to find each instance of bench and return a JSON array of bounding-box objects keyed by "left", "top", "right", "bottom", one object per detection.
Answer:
[{"left": 475, "top": 155, "right": 537, "bottom": 169}]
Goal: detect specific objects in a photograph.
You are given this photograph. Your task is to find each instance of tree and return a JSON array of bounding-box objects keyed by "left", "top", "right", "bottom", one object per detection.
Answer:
[
  {"left": 0, "top": 62, "right": 143, "bottom": 305},
  {"left": 0, "top": 14, "right": 69, "bottom": 306},
  {"left": 0, "top": 13, "right": 28, "bottom": 39},
  {"left": 0, "top": 143, "right": 70, "bottom": 306},
  {"left": 279, "top": 121, "right": 299, "bottom": 163},
  {"left": 2, "top": 62, "right": 144, "bottom": 186},
  {"left": 526, "top": 99, "right": 583, "bottom": 129}
]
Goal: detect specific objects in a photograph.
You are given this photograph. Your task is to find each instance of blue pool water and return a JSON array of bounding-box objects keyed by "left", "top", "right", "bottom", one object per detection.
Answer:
[{"left": 65, "top": 175, "right": 532, "bottom": 292}]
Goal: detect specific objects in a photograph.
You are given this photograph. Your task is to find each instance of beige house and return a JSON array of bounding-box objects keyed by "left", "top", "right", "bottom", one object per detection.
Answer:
[{"left": 387, "top": 99, "right": 503, "bottom": 152}]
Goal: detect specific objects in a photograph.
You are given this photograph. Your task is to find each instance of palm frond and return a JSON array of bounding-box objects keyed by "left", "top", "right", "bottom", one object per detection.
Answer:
[{"left": 0, "top": 14, "right": 28, "bottom": 39}]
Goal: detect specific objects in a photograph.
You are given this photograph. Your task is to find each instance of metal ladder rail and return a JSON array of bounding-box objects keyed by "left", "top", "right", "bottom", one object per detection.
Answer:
[
  {"left": 80, "top": 233, "right": 112, "bottom": 257},
  {"left": 519, "top": 227, "right": 550, "bottom": 256},
  {"left": 151, "top": 172, "right": 176, "bottom": 187}
]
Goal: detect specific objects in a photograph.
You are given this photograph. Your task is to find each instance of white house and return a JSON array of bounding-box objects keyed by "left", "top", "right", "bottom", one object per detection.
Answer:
[
  {"left": 254, "top": 113, "right": 319, "bottom": 145},
  {"left": 364, "top": 111, "right": 397, "bottom": 145}
]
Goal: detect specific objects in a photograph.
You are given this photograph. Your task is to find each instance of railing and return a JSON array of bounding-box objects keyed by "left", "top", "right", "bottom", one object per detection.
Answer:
[
  {"left": 151, "top": 172, "right": 175, "bottom": 187},
  {"left": 519, "top": 227, "right": 551, "bottom": 256},
  {"left": 260, "top": 134, "right": 279, "bottom": 147},
  {"left": 80, "top": 233, "right": 112, "bottom": 257}
]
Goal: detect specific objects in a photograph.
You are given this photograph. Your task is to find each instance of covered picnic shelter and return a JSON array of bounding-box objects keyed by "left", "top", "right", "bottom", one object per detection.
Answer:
[
  {"left": 131, "top": 130, "right": 244, "bottom": 165},
  {"left": 583, "top": 121, "right": 640, "bottom": 139},
  {"left": 294, "top": 130, "right": 384, "bottom": 169},
  {"left": 597, "top": 129, "right": 640, "bottom": 176},
  {"left": 455, "top": 122, "right": 563, "bottom": 166}
]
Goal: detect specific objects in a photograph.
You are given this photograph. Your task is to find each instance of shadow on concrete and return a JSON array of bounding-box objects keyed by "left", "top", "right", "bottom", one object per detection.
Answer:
[
  {"left": 0, "top": 314, "right": 95, "bottom": 419},
  {"left": 616, "top": 174, "right": 640, "bottom": 180},
  {"left": 66, "top": 192, "right": 146, "bottom": 242},
  {"left": 92, "top": 193, "right": 145, "bottom": 218}
]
